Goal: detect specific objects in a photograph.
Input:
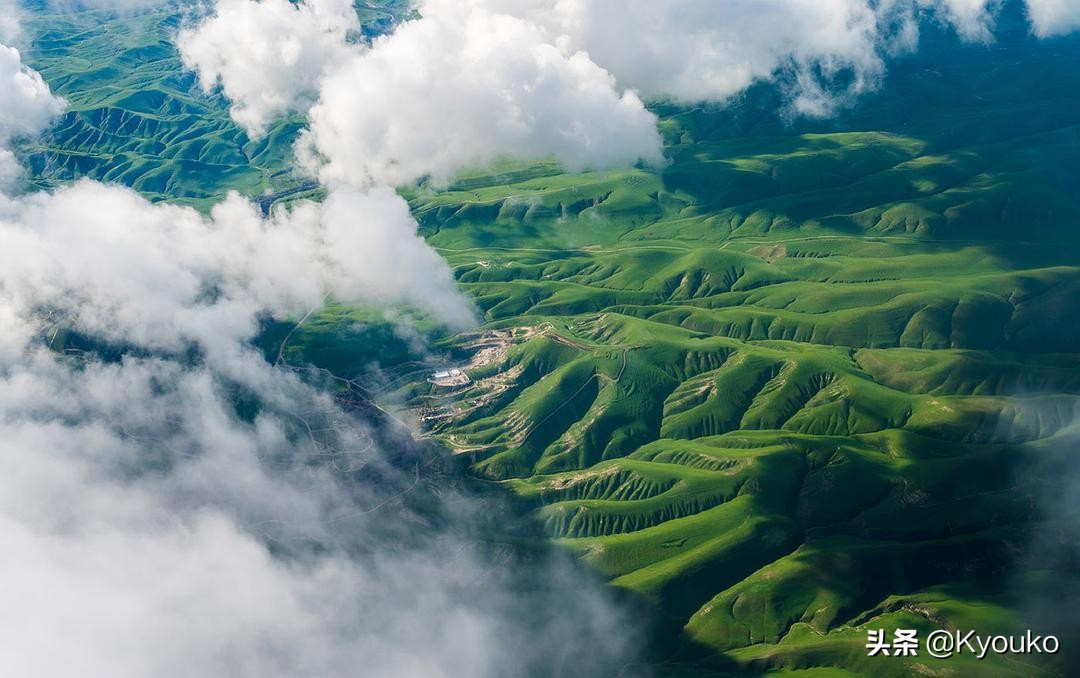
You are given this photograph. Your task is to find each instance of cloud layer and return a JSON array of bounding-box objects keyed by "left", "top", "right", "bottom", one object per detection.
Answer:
[
  {"left": 182, "top": 0, "right": 1080, "bottom": 188},
  {"left": 6, "top": 0, "right": 1080, "bottom": 674},
  {"left": 178, "top": 0, "right": 359, "bottom": 135},
  {"left": 522, "top": 0, "right": 888, "bottom": 115},
  {"left": 3, "top": 181, "right": 473, "bottom": 351},
  {"left": 918, "top": 0, "right": 1000, "bottom": 41},
  {"left": 298, "top": 0, "right": 663, "bottom": 187},
  {"left": 0, "top": 0, "right": 19, "bottom": 45},
  {"left": 0, "top": 31, "right": 63, "bottom": 186},
  {"left": 1026, "top": 0, "right": 1080, "bottom": 37},
  {"left": 180, "top": 0, "right": 665, "bottom": 187},
  {"left": 0, "top": 19, "right": 637, "bottom": 676},
  {"left": 0, "top": 347, "right": 632, "bottom": 677}
]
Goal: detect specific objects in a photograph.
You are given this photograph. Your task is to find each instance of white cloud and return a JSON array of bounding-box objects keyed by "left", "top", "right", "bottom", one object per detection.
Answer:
[
  {"left": 0, "top": 29, "right": 63, "bottom": 190},
  {"left": 528, "top": 0, "right": 887, "bottom": 113},
  {"left": 178, "top": 0, "right": 359, "bottom": 135},
  {"left": 0, "top": 150, "right": 21, "bottom": 187},
  {"left": 181, "top": 0, "right": 664, "bottom": 187},
  {"left": 0, "top": 42, "right": 64, "bottom": 144},
  {"left": 0, "top": 4, "right": 19, "bottom": 45},
  {"left": 0, "top": 180, "right": 474, "bottom": 364},
  {"left": 0, "top": 348, "right": 632, "bottom": 678},
  {"left": 919, "top": 0, "right": 1000, "bottom": 41},
  {"left": 515, "top": 0, "right": 1065, "bottom": 109},
  {"left": 0, "top": 36, "right": 630, "bottom": 677},
  {"left": 189, "top": 0, "right": 1060, "bottom": 184},
  {"left": 881, "top": 0, "right": 1080, "bottom": 46},
  {"left": 306, "top": 0, "right": 662, "bottom": 187},
  {"left": 176, "top": 0, "right": 1027, "bottom": 183},
  {"left": 1026, "top": 0, "right": 1080, "bottom": 37}
]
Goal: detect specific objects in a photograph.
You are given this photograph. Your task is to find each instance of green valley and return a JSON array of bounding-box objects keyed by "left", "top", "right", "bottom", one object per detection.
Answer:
[{"left": 17, "top": 2, "right": 1080, "bottom": 675}]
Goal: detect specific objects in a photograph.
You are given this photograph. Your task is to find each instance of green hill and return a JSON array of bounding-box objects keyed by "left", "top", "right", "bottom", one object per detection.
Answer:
[{"left": 19, "top": 3, "right": 1080, "bottom": 675}]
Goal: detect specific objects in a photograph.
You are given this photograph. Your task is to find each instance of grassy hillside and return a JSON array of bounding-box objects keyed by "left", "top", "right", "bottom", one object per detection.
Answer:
[
  {"left": 382, "top": 12, "right": 1078, "bottom": 674},
  {"left": 19, "top": 2, "right": 1080, "bottom": 675},
  {"left": 16, "top": 0, "right": 408, "bottom": 209}
]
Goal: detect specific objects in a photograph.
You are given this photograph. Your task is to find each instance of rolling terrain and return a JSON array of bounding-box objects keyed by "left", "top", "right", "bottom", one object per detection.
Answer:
[
  {"left": 15, "top": 0, "right": 409, "bottom": 208},
  {"left": 384, "top": 13, "right": 1080, "bottom": 674},
  {"left": 19, "top": 3, "right": 1080, "bottom": 676}
]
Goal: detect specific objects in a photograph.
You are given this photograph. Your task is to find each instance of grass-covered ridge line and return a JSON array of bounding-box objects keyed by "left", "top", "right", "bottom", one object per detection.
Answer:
[{"left": 377, "top": 16, "right": 1080, "bottom": 674}]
